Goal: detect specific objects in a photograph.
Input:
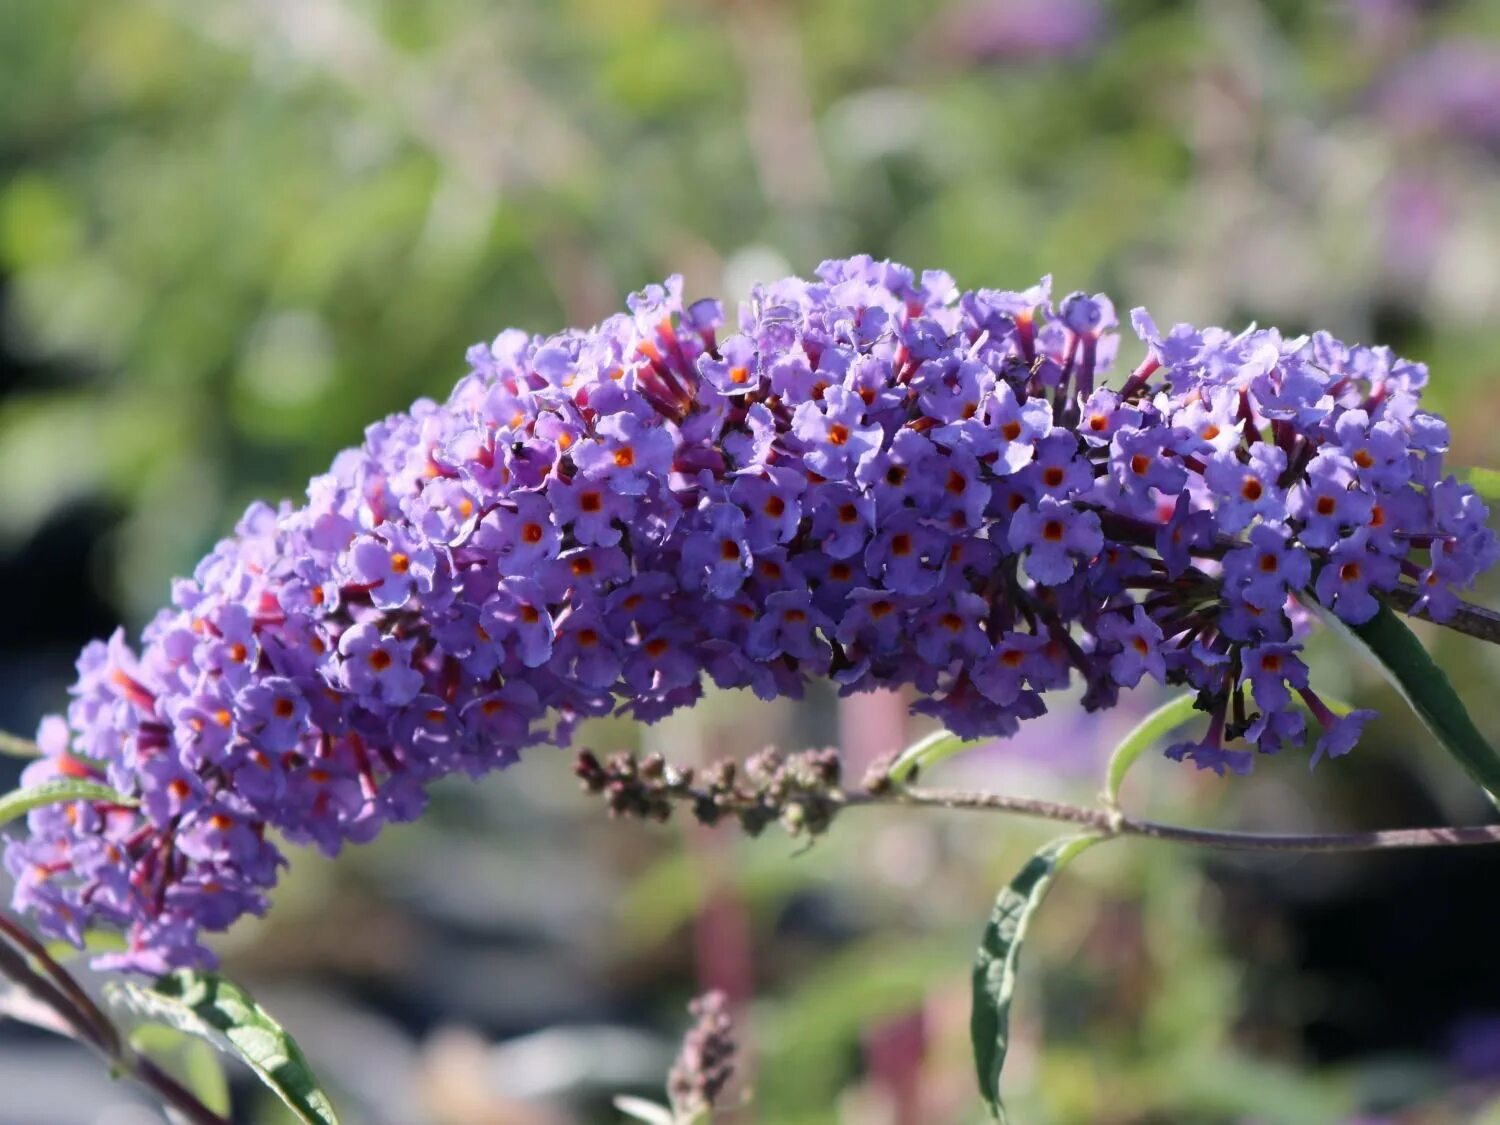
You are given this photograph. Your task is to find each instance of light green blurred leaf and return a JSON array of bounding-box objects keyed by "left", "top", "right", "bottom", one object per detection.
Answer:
[
  {"left": 110, "top": 970, "right": 339, "bottom": 1125},
  {"left": 972, "top": 834, "right": 1102, "bottom": 1121},
  {"left": 130, "top": 1023, "right": 233, "bottom": 1118},
  {"left": 1103, "top": 694, "right": 1200, "bottom": 805},
  {"left": 0, "top": 779, "right": 135, "bottom": 829},
  {"left": 44, "top": 929, "right": 127, "bottom": 964},
  {"left": 613, "top": 1095, "right": 677, "bottom": 1125},
  {"left": 1462, "top": 467, "right": 1500, "bottom": 502},
  {"left": 886, "top": 728, "right": 981, "bottom": 784},
  {"left": 0, "top": 731, "right": 41, "bottom": 759}
]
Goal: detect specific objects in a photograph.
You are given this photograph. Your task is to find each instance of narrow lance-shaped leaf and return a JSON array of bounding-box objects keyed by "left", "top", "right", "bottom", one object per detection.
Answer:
[
  {"left": 1103, "top": 693, "right": 1201, "bottom": 806},
  {"left": 0, "top": 731, "right": 42, "bottom": 760},
  {"left": 972, "top": 834, "right": 1102, "bottom": 1121},
  {"left": 109, "top": 970, "right": 340, "bottom": 1125},
  {"left": 886, "top": 729, "right": 981, "bottom": 784},
  {"left": 613, "top": 1095, "right": 678, "bottom": 1125},
  {"left": 1316, "top": 595, "right": 1500, "bottom": 805},
  {"left": 0, "top": 779, "right": 135, "bottom": 830}
]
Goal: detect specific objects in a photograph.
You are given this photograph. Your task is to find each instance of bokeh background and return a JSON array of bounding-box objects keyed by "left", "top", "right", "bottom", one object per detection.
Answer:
[{"left": 3, "top": 0, "right": 1500, "bottom": 1121}]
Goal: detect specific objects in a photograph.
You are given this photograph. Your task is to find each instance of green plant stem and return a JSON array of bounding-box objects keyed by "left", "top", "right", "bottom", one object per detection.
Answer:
[{"left": 0, "top": 915, "right": 229, "bottom": 1125}]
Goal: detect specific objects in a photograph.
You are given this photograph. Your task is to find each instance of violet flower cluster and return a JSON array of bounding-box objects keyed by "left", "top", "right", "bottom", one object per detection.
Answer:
[{"left": 6, "top": 257, "right": 1495, "bottom": 972}]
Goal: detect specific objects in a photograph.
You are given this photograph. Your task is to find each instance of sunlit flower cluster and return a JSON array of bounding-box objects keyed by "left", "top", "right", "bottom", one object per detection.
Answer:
[{"left": 7, "top": 257, "right": 1493, "bottom": 971}]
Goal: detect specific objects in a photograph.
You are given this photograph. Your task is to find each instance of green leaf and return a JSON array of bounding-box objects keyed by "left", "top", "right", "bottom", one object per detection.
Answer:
[
  {"left": 45, "top": 929, "right": 128, "bottom": 964},
  {"left": 1104, "top": 694, "right": 1201, "bottom": 805},
  {"left": 1462, "top": 467, "right": 1500, "bottom": 503},
  {"left": 0, "top": 978, "right": 76, "bottom": 1038},
  {"left": 0, "top": 731, "right": 42, "bottom": 759},
  {"left": 1319, "top": 596, "right": 1500, "bottom": 804},
  {"left": 613, "top": 1095, "right": 678, "bottom": 1125},
  {"left": 887, "top": 729, "right": 981, "bottom": 784},
  {"left": 972, "top": 834, "right": 1102, "bottom": 1120},
  {"left": 130, "top": 1024, "right": 233, "bottom": 1118},
  {"left": 0, "top": 779, "right": 135, "bottom": 830},
  {"left": 109, "top": 970, "right": 340, "bottom": 1125}
]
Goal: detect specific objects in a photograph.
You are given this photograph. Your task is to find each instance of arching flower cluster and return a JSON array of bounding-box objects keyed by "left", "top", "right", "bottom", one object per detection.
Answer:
[{"left": 6, "top": 257, "right": 1495, "bottom": 972}]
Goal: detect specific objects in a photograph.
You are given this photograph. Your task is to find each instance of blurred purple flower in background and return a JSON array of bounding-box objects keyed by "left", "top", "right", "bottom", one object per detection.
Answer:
[
  {"left": 1373, "top": 41, "right": 1500, "bottom": 152},
  {"left": 939, "top": 0, "right": 1103, "bottom": 63}
]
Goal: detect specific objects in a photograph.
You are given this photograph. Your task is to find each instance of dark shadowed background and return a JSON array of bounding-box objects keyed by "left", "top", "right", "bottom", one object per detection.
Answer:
[{"left": 3, "top": 1, "right": 1500, "bottom": 1122}]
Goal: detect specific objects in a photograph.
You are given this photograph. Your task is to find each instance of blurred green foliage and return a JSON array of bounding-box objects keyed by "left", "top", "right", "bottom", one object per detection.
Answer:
[
  {"left": 5, "top": 0, "right": 1500, "bottom": 619},
  {"left": 5, "top": 1, "right": 1500, "bottom": 1122}
]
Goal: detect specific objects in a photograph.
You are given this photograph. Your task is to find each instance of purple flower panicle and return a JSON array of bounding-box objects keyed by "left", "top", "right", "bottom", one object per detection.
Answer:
[{"left": 7, "top": 259, "right": 1495, "bottom": 970}]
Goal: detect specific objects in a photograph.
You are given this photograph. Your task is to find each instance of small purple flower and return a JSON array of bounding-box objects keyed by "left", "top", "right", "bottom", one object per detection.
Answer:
[
  {"left": 723, "top": 402, "right": 778, "bottom": 470},
  {"left": 978, "top": 381, "right": 1053, "bottom": 469},
  {"left": 461, "top": 683, "right": 542, "bottom": 763},
  {"left": 344, "top": 529, "right": 438, "bottom": 610},
  {"left": 234, "top": 678, "right": 309, "bottom": 754},
  {"left": 1106, "top": 427, "right": 1186, "bottom": 515},
  {"left": 1247, "top": 704, "right": 1306, "bottom": 756},
  {"left": 930, "top": 448, "right": 991, "bottom": 531},
  {"left": 1334, "top": 410, "right": 1412, "bottom": 491},
  {"left": 337, "top": 623, "right": 423, "bottom": 706},
  {"left": 835, "top": 588, "right": 910, "bottom": 657},
  {"left": 1165, "top": 713, "right": 1250, "bottom": 776},
  {"left": 1169, "top": 387, "right": 1242, "bottom": 457},
  {"left": 729, "top": 469, "right": 804, "bottom": 551},
  {"left": 807, "top": 484, "right": 876, "bottom": 559},
  {"left": 1314, "top": 529, "right": 1400, "bottom": 624},
  {"left": 474, "top": 492, "right": 561, "bottom": 577},
  {"left": 914, "top": 591, "right": 991, "bottom": 667},
  {"left": 1240, "top": 643, "right": 1309, "bottom": 712},
  {"left": 679, "top": 504, "right": 752, "bottom": 599},
  {"left": 865, "top": 512, "right": 948, "bottom": 595},
  {"left": 745, "top": 590, "right": 833, "bottom": 667},
  {"left": 1302, "top": 693, "right": 1378, "bottom": 767},
  {"left": 699, "top": 334, "right": 760, "bottom": 395},
  {"left": 1097, "top": 606, "right": 1166, "bottom": 687},
  {"left": 1076, "top": 389, "right": 1140, "bottom": 447},
  {"left": 573, "top": 411, "right": 675, "bottom": 495},
  {"left": 484, "top": 578, "right": 556, "bottom": 667},
  {"left": 1203, "top": 445, "right": 1288, "bottom": 533},
  {"left": 551, "top": 474, "right": 629, "bottom": 547},
  {"left": 856, "top": 429, "right": 941, "bottom": 519},
  {"left": 1028, "top": 433, "right": 1094, "bottom": 500},
  {"left": 1008, "top": 497, "right": 1103, "bottom": 585},
  {"left": 1223, "top": 523, "right": 1312, "bottom": 612},
  {"left": 1289, "top": 451, "right": 1372, "bottom": 549},
  {"left": 1060, "top": 290, "right": 1116, "bottom": 337},
  {"left": 971, "top": 631, "right": 1048, "bottom": 706},
  {"left": 790, "top": 386, "right": 883, "bottom": 477},
  {"left": 1156, "top": 492, "right": 1216, "bottom": 579},
  {"left": 918, "top": 359, "right": 993, "bottom": 425}
]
